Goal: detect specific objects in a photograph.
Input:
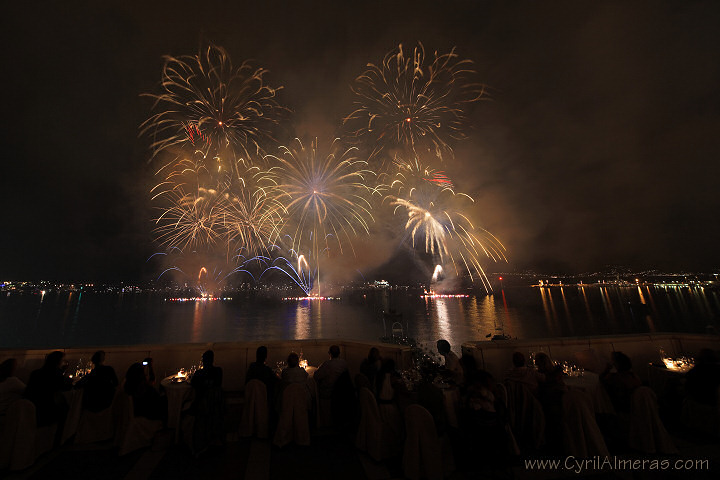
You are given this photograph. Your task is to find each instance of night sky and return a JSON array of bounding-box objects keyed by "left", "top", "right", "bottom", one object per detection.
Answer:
[{"left": 2, "top": 0, "right": 719, "bottom": 282}]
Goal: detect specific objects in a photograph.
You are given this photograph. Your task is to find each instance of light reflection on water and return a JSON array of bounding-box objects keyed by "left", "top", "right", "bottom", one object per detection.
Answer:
[{"left": 0, "top": 286, "right": 718, "bottom": 351}]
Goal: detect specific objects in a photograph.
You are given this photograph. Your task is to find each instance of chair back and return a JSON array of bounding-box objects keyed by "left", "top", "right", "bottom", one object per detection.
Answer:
[
  {"left": 332, "top": 370, "right": 357, "bottom": 429},
  {"left": 505, "top": 379, "right": 545, "bottom": 450},
  {"left": 0, "top": 399, "right": 39, "bottom": 471},
  {"left": 239, "top": 379, "right": 269, "bottom": 439},
  {"left": 402, "top": 404, "right": 443, "bottom": 480},
  {"left": 356, "top": 387, "right": 400, "bottom": 460},
  {"left": 75, "top": 387, "right": 119, "bottom": 444},
  {"left": 561, "top": 389, "right": 609, "bottom": 457},
  {"left": 273, "top": 383, "right": 310, "bottom": 447},
  {"left": 628, "top": 386, "right": 678, "bottom": 454}
]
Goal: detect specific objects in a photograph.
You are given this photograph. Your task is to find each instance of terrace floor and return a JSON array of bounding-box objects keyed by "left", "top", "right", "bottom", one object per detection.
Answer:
[{"left": 3, "top": 399, "right": 719, "bottom": 480}]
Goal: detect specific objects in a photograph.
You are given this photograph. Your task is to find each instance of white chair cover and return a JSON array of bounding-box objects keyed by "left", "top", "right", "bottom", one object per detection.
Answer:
[
  {"left": 239, "top": 380, "right": 269, "bottom": 439},
  {"left": 505, "top": 380, "right": 545, "bottom": 450},
  {"left": 355, "top": 387, "right": 400, "bottom": 461},
  {"left": 402, "top": 405, "right": 444, "bottom": 480},
  {"left": 61, "top": 390, "right": 83, "bottom": 444},
  {"left": 0, "top": 399, "right": 57, "bottom": 471},
  {"left": 75, "top": 405, "right": 115, "bottom": 444},
  {"left": 114, "top": 391, "right": 162, "bottom": 456},
  {"left": 562, "top": 389, "right": 609, "bottom": 457},
  {"left": 72, "top": 386, "right": 118, "bottom": 444},
  {"left": 377, "top": 375, "right": 403, "bottom": 439},
  {"left": 273, "top": 383, "right": 310, "bottom": 447},
  {"left": 628, "top": 386, "right": 678, "bottom": 454},
  {"left": 0, "top": 399, "right": 37, "bottom": 471}
]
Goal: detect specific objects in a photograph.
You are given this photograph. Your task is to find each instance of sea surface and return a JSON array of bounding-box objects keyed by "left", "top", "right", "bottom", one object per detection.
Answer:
[{"left": 1, "top": 286, "right": 719, "bottom": 351}]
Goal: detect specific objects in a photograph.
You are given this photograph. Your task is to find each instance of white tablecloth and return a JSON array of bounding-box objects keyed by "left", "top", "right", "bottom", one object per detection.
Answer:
[{"left": 160, "top": 376, "right": 193, "bottom": 441}]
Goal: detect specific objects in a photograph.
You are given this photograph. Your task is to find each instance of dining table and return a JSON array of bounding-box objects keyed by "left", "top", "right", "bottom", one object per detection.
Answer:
[{"left": 160, "top": 375, "right": 194, "bottom": 442}]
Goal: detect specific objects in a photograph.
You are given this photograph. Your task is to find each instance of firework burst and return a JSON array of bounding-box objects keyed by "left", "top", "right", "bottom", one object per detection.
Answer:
[
  {"left": 142, "top": 45, "right": 286, "bottom": 164},
  {"left": 153, "top": 186, "right": 227, "bottom": 250},
  {"left": 344, "top": 43, "right": 486, "bottom": 163},
  {"left": 269, "top": 138, "right": 376, "bottom": 257},
  {"left": 387, "top": 172, "right": 506, "bottom": 291},
  {"left": 220, "top": 159, "right": 286, "bottom": 257}
]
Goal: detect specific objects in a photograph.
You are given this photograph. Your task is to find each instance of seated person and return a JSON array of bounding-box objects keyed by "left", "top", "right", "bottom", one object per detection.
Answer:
[
  {"left": 437, "top": 339, "right": 464, "bottom": 385},
  {"left": 359, "top": 347, "right": 382, "bottom": 390},
  {"left": 24, "top": 351, "right": 72, "bottom": 427},
  {"left": 278, "top": 352, "right": 310, "bottom": 412},
  {"left": 246, "top": 346, "right": 279, "bottom": 402},
  {"left": 458, "top": 370, "right": 515, "bottom": 468},
  {"left": 684, "top": 349, "right": 720, "bottom": 406},
  {"left": 189, "top": 350, "right": 224, "bottom": 453},
  {"left": 124, "top": 362, "right": 166, "bottom": 422},
  {"left": 0, "top": 358, "right": 26, "bottom": 415},
  {"left": 533, "top": 353, "right": 566, "bottom": 453},
  {"left": 505, "top": 352, "right": 545, "bottom": 394},
  {"left": 375, "top": 358, "right": 404, "bottom": 438},
  {"left": 281, "top": 352, "right": 308, "bottom": 386},
  {"left": 600, "top": 351, "right": 641, "bottom": 414},
  {"left": 75, "top": 350, "right": 118, "bottom": 412},
  {"left": 191, "top": 350, "right": 223, "bottom": 399},
  {"left": 314, "top": 345, "right": 349, "bottom": 399}
]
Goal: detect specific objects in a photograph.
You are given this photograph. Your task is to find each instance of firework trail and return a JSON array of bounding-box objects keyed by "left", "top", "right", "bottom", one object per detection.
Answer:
[
  {"left": 142, "top": 45, "right": 286, "bottom": 165},
  {"left": 344, "top": 43, "right": 486, "bottom": 164},
  {"left": 151, "top": 248, "right": 259, "bottom": 296},
  {"left": 256, "top": 247, "right": 315, "bottom": 296}
]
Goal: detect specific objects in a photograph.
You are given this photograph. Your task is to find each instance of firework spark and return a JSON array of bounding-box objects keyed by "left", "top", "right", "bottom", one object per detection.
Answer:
[{"left": 344, "top": 43, "right": 486, "bottom": 162}]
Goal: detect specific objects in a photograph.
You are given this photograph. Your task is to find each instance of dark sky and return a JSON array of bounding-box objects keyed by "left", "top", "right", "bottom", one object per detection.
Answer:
[{"left": 1, "top": 0, "right": 719, "bottom": 281}]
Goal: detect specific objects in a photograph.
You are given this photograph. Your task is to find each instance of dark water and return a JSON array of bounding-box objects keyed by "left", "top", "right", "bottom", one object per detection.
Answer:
[{"left": 1, "top": 286, "right": 719, "bottom": 351}]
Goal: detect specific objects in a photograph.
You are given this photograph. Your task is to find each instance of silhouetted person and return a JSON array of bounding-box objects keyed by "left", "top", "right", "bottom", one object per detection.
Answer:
[
  {"left": 375, "top": 358, "right": 404, "bottom": 438},
  {"left": 189, "top": 350, "right": 224, "bottom": 455},
  {"left": 281, "top": 352, "right": 308, "bottom": 386},
  {"left": 314, "top": 345, "right": 348, "bottom": 399},
  {"left": 0, "top": 358, "right": 26, "bottom": 415},
  {"left": 685, "top": 349, "right": 720, "bottom": 406},
  {"left": 600, "top": 351, "right": 641, "bottom": 414},
  {"left": 505, "top": 352, "right": 544, "bottom": 394},
  {"left": 359, "top": 347, "right": 382, "bottom": 390},
  {"left": 530, "top": 353, "right": 566, "bottom": 454},
  {"left": 246, "top": 346, "right": 279, "bottom": 402},
  {"left": 75, "top": 350, "right": 118, "bottom": 412},
  {"left": 191, "top": 350, "right": 223, "bottom": 401},
  {"left": 437, "top": 339, "right": 464, "bottom": 384},
  {"left": 458, "top": 370, "right": 514, "bottom": 470},
  {"left": 24, "top": 351, "right": 72, "bottom": 427},
  {"left": 124, "top": 362, "right": 165, "bottom": 422}
]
